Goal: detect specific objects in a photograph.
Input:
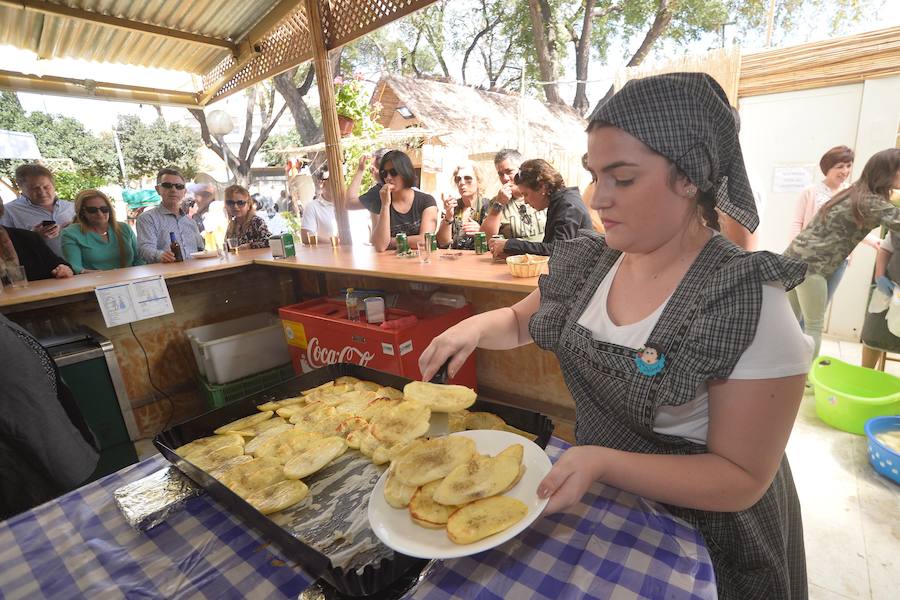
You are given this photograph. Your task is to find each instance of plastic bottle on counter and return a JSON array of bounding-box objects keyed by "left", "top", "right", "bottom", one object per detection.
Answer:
[
  {"left": 430, "top": 291, "right": 466, "bottom": 309},
  {"left": 345, "top": 287, "right": 360, "bottom": 321}
]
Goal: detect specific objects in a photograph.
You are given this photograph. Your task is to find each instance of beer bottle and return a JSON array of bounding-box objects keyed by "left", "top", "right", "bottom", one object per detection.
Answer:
[{"left": 169, "top": 232, "right": 184, "bottom": 262}]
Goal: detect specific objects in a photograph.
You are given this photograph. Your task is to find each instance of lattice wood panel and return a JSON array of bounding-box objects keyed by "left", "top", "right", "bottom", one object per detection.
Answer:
[
  {"left": 203, "top": 4, "right": 314, "bottom": 103},
  {"left": 200, "top": 0, "right": 437, "bottom": 104}
]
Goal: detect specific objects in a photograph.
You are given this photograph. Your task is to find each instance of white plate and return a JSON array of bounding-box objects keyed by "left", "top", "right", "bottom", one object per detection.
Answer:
[
  {"left": 190, "top": 250, "right": 219, "bottom": 259},
  {"left": 367, "top": 430, "right": 551, "bottom": 559}
]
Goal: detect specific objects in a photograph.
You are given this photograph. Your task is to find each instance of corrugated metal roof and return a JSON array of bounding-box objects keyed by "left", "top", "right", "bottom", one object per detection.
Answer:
[{"left": 0, "top": 0, "right": 282, "bottom": 75}]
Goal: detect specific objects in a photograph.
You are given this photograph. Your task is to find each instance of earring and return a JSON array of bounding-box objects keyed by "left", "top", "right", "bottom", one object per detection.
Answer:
[{"left": 686, "top": 185, "right": 698, "bottom": 198}]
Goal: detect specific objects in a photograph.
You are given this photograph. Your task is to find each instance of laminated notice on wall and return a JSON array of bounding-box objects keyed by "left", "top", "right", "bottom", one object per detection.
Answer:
[{"left": 95, "top": 275, "right": 174, "bottom": 327}]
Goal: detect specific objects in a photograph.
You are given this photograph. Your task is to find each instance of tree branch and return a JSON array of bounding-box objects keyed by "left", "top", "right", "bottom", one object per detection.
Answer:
[{"left": 463, "top": 14, "right": 502, "bottom": 86}]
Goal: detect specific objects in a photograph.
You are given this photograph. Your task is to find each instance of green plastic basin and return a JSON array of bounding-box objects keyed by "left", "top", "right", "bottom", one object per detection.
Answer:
[{"left": 809, "top": 356, "right": 900, "bottom": 435}]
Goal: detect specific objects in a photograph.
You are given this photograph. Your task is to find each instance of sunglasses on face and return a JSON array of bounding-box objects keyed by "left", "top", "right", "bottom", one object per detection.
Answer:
[
  {"left": 83, "top": 205, "right": 111, "bottom": 215},
  {"left": 454, "top": 175, "right": 474, "bottom": 184},
  {"left": 379, "top": 168, "right": 399, "bottom": 179},
  {"left": 159, "top": 182, "right": 185, "bottom": 190},
  {"left": 225, "top": 200, "right": 247, "bottom": 207}
]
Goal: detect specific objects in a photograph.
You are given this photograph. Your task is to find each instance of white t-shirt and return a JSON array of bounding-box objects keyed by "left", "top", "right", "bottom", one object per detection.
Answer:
[
  {"left": 301, "top": 196, "right": 337, "bottom": 237},
  {"left": 576, "top": 254, "right": 813, "bottom": 444}
]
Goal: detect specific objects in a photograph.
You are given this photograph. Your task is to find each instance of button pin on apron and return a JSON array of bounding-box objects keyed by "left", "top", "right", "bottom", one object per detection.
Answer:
[{"left": 635, "top": 345, "right": 665, "bottom": 376}]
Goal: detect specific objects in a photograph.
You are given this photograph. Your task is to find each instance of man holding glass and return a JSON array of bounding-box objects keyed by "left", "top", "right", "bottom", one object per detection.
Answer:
[
  {"left": 479, "top": 149, "right": 546, "bottom": 242},
  {"left": 136, "top": 168, "right": 204, "bottom": 263}
]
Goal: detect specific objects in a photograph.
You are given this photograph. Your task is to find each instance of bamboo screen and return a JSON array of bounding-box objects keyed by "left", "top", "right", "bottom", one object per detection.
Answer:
[
  {"left": 612, "top": 47, "right": 742, "bottom": 106},
  {"left": 739, "top": 26, "right": 900, "bottom": 97}
]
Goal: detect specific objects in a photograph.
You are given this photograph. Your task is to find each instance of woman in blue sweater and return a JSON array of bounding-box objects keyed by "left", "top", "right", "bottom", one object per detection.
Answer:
[{"left": 62, "top": 189, "right": 144, "bottom": 273}]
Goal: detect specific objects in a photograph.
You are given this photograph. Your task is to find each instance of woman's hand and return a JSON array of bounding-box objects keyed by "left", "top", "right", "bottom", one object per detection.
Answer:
[
  {"left": 538, "top": 446, "right": 604, "bottom": 515},
  {"left": 489, "top": 237, "right": 507, "bottom": 258},
  {"left": 51, "top": 264, "right": 74, "bottom": 279},
  {"left": 418, "top": 320, "right": 481, "bottom": 381},
  {"left": 442, "top": 194, "right": 457, "bottom": 222},
  {"left": 379, "top": 183, "right": 395, "bottom": 208},
  {"left": 357, "top": 153, "right": 370, "bottom": 172},
  {"left": 462, "top": 220, "right": 481, "bottom": 236}
]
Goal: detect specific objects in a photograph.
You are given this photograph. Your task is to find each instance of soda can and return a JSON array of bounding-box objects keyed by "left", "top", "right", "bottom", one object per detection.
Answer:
[
  {"left": 474, "top": 232, "right": 487, "bottom": 255},
  {"left": 424, "top": 232, "right": 437, "bottom": 251},
  {"left": 395, "top": 232, "right": 409, "bottom": 254}
]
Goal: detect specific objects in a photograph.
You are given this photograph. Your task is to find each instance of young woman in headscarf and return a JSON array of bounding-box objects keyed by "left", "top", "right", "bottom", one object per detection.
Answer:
[{"left": 419, "top": 73, "right": 811, "bottom": 599}]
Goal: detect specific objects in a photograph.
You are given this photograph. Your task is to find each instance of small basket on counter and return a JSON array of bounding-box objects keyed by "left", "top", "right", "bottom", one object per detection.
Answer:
[{"left": 506, "top": 254, "right": 549, "bottom": 278}]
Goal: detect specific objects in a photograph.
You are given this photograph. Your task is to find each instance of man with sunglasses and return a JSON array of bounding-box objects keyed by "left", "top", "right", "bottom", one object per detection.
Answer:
[
  {"left": 136, "top": 168, "right": 205, "bottom": 263},
  {"left": 479, "top": 149, "right": 546, "bottom": 243},
  {"left": 1, "top": 163, "right": 76, "bottom": 259}
]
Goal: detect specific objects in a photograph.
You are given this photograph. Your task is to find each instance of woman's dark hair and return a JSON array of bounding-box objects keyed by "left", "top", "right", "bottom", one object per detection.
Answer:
[
  {"left": 514, "top": 159, "right": 564, "bottom": 194},
  {"left": 380, "top": 150, "right": 417, "bottom": 188},
  {"left": 819, "top": 145, "right": 854, "bottom": 175},
  {"left": 818, "top": 148, "right": 900, "bottom": 227}
]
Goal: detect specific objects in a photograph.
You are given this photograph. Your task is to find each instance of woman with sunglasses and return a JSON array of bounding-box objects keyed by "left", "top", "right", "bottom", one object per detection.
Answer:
[
  {"left": 436, "top": 161, "right": 490, "bottom": 250},
  {"left": 61, "top": 189, "right": 143, "bottom": 273},
  {"left": 224, "top": 184, "right": 271, "bottom": 249},
  {"left": 371, "top": 150, "right": 438, "bottom": 252},
  {"left": 489, "top": 159, "right": 592, "bottom": 258}
]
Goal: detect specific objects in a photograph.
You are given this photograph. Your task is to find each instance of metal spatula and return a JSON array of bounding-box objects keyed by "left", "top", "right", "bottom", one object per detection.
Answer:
[{"left": 425, "top": 360, "right": 451, "bottom": 438}]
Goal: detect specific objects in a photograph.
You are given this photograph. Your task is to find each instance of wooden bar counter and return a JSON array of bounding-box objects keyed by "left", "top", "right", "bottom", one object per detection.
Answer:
[{"left": 1, "top": 246, "right": 575, "bottom": 439}]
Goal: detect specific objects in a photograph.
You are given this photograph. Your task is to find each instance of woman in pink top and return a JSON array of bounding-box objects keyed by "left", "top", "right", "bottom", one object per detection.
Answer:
[{"left": 791, "top": 145, "right": 854, "bottom": 302}]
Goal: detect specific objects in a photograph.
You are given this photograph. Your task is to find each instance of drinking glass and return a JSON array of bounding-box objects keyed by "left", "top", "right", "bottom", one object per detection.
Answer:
[
  {"left": 417, "top": 240, "right": 431, "bottom": 263},
  {"left": 330, "top": 235, "right": 340, "bottom": 248},
  {"left": 8, "top": 265, "right": 28, "bottom": 288},
  {"left": 308, "top": 234, "right": 318, "bottom": 246},
  {"left": 226, "top": 237, "right": 239, "bottom": 254}
]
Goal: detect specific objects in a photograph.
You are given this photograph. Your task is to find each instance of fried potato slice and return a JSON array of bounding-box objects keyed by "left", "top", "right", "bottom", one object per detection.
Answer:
[
  {"left": 245, "top": 479, "right": 309, "bottom": 515},
  {"left": 359, "top": 427, "right": 388, "bottom": 458},
  {"left": 189, "top": 444, "right": 245, "bottom": 471},
  {"left": 374, "top": 386, "right": 404, "bottom": 400},
  {"left": 496, "top": 443, "right": 523, "bottom": 463},
  {"left": 447, "top": 411, "right": 467, "bottom": 433},
  {"left": 219, "top": 457, "right": 285, "bottom": 497},
  {"left": 231, "top": 416, "right": 290, "bottom": 438},
  {"left": 463, "top": 411, "right": 506, "bottom": 431},
  {"left": 345, "top": 428, "right": 366, "bottom": 450},
  {"left": 214, "top": 411, "right": 275, "bottom": 435},
  {"left": 392, "top": 436, "right": 477, "bottom": 487},
  {"left": 403, "top": 381, "right": 476, "bottom": 413},
  {"left": 354, "top": 381, "right": 381, "bottom": 392},
  {"left": 358, "top": 397, "right": 402, "bottom": 421},
  {"left": 243, "top": 423, "right": 295, "bottom": 455},
  {"left": 501, "top": 424, "right": 538, "bottom": 442},
  {"left": 277, "top": 400, "right": 323, "bottom": 420},
  {"left": 499, "top": 464, "right": 526, "bottom": 494},
  {"left": 383, "top": 471, "right": 418, "bottom": 509},
  {"left": 283, "top": 436, "right": 348, "bottom": 479},
  {"left": 257, "top": 396, "right": 305, "bottom": 412},
  {"left": 176, "top": 433, "right": 244, "bottom": 459},
  {"left": 208, "top": 454, "right": 254, "bottom": 478},
  {"left": 409, "top": 480, "right": 459, "bottom": 528},
  {"left": 370, "top": 401, "right": 430, "bottom": 445},
  {"left": 335, "top": 376, "right": 360, "bottom": 385},
  {"left": 446, "top": 496, "right": 528, "bottom": 544},
  {"left": 289, "top": 404, "right": 336, "bottom": 427},
  {"left": 336, "top": 416, "right": 369, "bottom": 436},
  {"left": 302, "top": 381, "right": 334, "bottom": 395},
  {"left": 432, "top": 451, "right": 521, "bottom": 506},
  {"left": 371, "top": 444, "right": 392, "bottom": 465},
  {"left": 251, "top": 428, "right": 323, "bottom": 462}
]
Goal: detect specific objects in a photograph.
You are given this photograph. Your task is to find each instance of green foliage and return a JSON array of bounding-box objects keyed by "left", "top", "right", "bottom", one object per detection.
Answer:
[
  {"left": 115, "top": 114, "right": 200, "bottom": 181},
  {"left": 52, "top": 171, "right": 106, "bottom": 200},
  {"left": 279, "top": 211, "right": 303, "bottom": 235},
  {"left": 262, "top": 129, "right": 304, "bottom": 167},
  {"left": 0, "top": 91, "right": 118, "bottom": 184},
  {"left": 334, "top": 74, "right": 371, "bottom": 121}
]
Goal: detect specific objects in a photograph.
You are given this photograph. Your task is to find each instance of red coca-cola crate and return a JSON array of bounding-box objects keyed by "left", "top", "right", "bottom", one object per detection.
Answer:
[{"left": 278, "top": 298, "right": 476, "bottom": 388}]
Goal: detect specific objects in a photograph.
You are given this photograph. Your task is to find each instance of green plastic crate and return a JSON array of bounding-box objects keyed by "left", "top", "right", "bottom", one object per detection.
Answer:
[{"left": 198, "top": 363, "right": 295, "bottom": 410}]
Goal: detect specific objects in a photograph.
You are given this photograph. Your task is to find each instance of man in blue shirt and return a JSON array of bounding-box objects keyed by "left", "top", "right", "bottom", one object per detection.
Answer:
[
  {"left": 136, "top": 168, "right": 204, "bottom": 263},
  {"left": 0, "top": 164, "right": 76, "bottom": 258}
]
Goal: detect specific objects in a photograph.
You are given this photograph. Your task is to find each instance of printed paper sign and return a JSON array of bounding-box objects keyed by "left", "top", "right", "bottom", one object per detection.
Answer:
[
  {"left": 772, "top": 165, "right": 815, "bottom": 194},
  {"left": 95, "top": 275, "right": 174, "bottom": 327}
]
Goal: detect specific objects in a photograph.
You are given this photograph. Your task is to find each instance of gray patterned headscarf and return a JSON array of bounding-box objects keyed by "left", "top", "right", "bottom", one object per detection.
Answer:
[{"left": 591, "top": 72, "right": 759, "bottom": 232}]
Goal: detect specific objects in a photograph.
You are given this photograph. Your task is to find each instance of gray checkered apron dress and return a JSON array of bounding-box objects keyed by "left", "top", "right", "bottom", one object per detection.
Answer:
[{"left": 530, "top": 231, "right": 808, "bottom": 599}]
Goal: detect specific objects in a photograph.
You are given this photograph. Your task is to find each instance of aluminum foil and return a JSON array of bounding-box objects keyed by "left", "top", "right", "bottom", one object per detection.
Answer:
[
  {"left": 114, "top": 466, "right": 202, "bottom": 530},
  {"left": 269, "top": 451, "right": 393, "bottom": 572}
]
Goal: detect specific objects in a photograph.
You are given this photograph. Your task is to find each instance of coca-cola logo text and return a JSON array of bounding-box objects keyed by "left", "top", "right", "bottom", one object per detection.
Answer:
[{"left": 306, "top": 336, "right": 376, "bottom": 369}]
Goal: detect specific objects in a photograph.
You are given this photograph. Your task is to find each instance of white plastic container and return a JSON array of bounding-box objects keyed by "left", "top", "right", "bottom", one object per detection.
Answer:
[{"left": 185, "top": 313, "right": 290, "bottom": 384}]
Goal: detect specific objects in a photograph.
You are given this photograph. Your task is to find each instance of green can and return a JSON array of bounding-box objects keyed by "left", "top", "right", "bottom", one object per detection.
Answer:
[
  {"left": 474, "top": 231, "right": 488, "bottom": 255},
  {"left": 424, "top": 232, "right": 438, "bottom": 251},
  {"left": 281, "top": 232, "right": 296, "bottom": 257},
  {"left": 395, "top": 232, "right": 409, "bottom": 254}
]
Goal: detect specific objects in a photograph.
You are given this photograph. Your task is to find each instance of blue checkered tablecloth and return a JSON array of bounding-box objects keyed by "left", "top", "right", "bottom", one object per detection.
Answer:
[{"left": 0, "top": 438, "right": 716, "bottom": 599}]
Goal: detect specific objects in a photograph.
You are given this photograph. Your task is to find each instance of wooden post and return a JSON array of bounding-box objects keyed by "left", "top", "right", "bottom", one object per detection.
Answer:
[{"left": 304, "top": 0, "right": 352, "bottom": 246}]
